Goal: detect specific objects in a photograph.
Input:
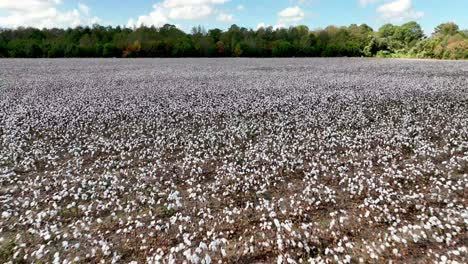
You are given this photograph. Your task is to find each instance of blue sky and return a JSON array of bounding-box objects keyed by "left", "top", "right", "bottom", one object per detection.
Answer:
[{"left": 0, "top": 0, "right": 467, "bottom": 34}]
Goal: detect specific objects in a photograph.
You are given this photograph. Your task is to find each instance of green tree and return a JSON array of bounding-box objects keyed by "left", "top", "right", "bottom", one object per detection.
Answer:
[
  {"left": 378, "top": 24, "right": 397, "bottom": 38},
  {"left": 0, "top": 21, "right": 465, "bottom": 59},
  {"left": 28, "top": 43, "right": 43, "bottom": 58},
  {"left": 0, "top": 39, "right": 7, "bottom": 57},
  {"left": 433, "top": 22, "right": 459, "bottom": 38},
  {"left": 48, "top": 44, "right": 64, "bottom": 58},
  {"left": 272, "top": 40, "right": 293, "bottom": 57},
  {"left": 64, "top": 44, "right": 80, "bottom": 57},
  {"left": 103, "top": 43, "right": 119, "bottom": 57},
  {"left": 7, "top": 40, "right": 27, "bottom": 57},
  {"left": 234, "top": 43, "right": 243, "bottom": 57},
  {"left": 216, "top": 41, "right": 225, "bottom": 56},
  {"left": 393, "top": 21, "right": 424, "bottom": 46}
]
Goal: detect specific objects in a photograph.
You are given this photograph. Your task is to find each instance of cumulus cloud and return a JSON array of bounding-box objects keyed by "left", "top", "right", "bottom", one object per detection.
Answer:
[
  {"left": 217, "top": 13, "right": 233, "bottom": 23},
  {"left": 127, "top": 4, "right": 169, "bottom": 28},
  {"left": 0, "top": 0, "right": 100, "bottom": 28},
  {"left": 256, "top": 22, "right": 267, "bottom": 30},
  {"left": 256, "top": 6, "right": 305, "bottom": 30},
  {"left": 128, "top": 0, "right": 230, "bottom": 28},
  {"left": 278, "top": 6, "right": 305, "bottom": 24},
  {"left": 236, "top": 4, "right": 244, "bottom": 11},
  {"left": 169, "top": 5, "right": 212, "bottom": 19},
  {"left": 377, "top": 0, "right": 423, "bottom": 22}
]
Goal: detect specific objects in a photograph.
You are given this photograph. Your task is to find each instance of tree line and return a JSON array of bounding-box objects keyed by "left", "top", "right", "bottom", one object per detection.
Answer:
[{"left": 0, "top": 22, "right": 466, "bottom": 59}]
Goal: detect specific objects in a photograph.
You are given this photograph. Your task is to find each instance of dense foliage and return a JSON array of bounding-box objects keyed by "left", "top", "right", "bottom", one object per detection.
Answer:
[{"left": 0, "top": 22, "right": 467, "bottom": 59}]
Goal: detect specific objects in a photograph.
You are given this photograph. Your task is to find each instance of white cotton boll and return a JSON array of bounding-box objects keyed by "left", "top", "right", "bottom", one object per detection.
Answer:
[
  {"left": 191, "top": 254, "right": 200, "bottom": 263},
  {"left": 44, "top": 233, "right": 51, "bottom": 241},
  {"left": 203, "top": 254, "right": 211, "bottom": 264},
  {"left": 278, "top": 239, "right": 284, "bottom": 251},
  {"left": 1, "top": 211, "right": 11, "bottom": 219},
  {"left": 277, "top": 255, "right": 283, "bottom": 264},
  {"left": 274, "top": 219, "right": 281, "bottom": 229},
  {"left": 199, "top": 242, "right": 208, "bottom": 251},
  {"left": 344, "top": 255, "right": 351, "bottom": 263},
  {"left": 52, "top": 252, "right": 60, "bottom": 264}
]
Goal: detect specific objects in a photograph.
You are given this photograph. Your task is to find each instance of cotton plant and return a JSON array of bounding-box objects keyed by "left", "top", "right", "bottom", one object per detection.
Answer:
[{"left": 0, "top": 58, "right": 466, "bottom": 263}]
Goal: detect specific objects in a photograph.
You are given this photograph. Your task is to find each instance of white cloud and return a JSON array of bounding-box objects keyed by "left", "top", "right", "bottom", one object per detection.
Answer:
[
  {"left": 256, "top": 6, "right": 305, "bottom": 30},
  {"left": 0, "top": 0, "right": 100, "bottom": 28},
  {"left": 128, "top": 0, "right": 230, "bottom": 28},
  {"left": 377, "top": 0, "right": 423, "bottom": 22},
  {"left": 127, "top": 4, "right": 169, "bottom": 28},
  {"left": 256, "top": 23, "right": 267, "bottom": 30},
  {"left": 0, "top": 0, "right": 60, "bottom": 11},
  {"left": 78, "top": 3, "right": 90, "bottom": 15},
  {"left": 169, "top": 5, "right": 212, "bottom": 19},
  {"left": 274, "top": 24, "right": 286, "bottom": 30},
  {"left": 358, "top": 0, "right": 379, "bottom": 7},
  {"left": 236, "top": 4, "right": 244, "bottom": 11},
  {"left": 278, "top": 6, "right": 305, "bottom": 24},
  {"left": 217, "top": 12, "right": 233, "bottom": 23}
]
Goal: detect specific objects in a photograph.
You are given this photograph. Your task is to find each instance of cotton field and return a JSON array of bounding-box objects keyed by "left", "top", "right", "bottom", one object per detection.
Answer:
[{"left": 0, "top": 58, "right": 467, "bottom": 263}]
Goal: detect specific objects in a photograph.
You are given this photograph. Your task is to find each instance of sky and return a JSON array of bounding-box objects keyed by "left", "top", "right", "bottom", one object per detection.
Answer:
[{"left": 0, "top": 0, "right": 467, "bottom": 34}]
